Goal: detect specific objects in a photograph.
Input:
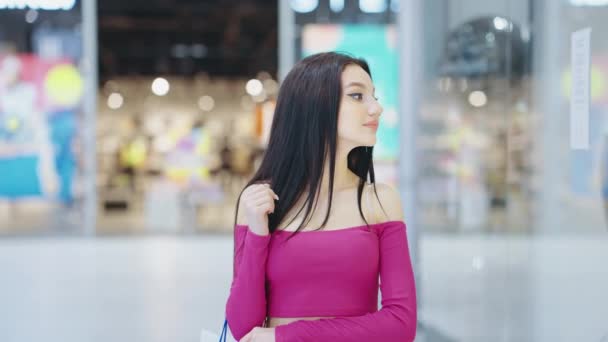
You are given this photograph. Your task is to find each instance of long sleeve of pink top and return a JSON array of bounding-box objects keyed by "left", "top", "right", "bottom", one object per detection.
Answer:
[
  {"left": 225, "top": 226, "right": 271, "bottom": 341},
  {"left": 225, "top": 221, "right": 417, "bottom": 342}
]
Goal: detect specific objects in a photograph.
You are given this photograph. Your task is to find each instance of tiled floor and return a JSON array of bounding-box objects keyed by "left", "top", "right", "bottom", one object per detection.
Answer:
[{"left": 0, "top": 233, "right": 607, "bottom": 342}]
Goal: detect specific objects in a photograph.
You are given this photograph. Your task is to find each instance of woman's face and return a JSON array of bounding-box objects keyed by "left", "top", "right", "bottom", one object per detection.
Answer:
[{"left": 337, "top": 64, "right": 383, "bottom": 148}]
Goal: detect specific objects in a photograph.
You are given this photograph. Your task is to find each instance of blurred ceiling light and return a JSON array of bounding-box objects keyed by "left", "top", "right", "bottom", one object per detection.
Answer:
[
  {"left": 468, "top": 90, "right": 487, "bottom": 108},
  {"left": 360, "top": 0, "right": 387, "bottom": 13},
  {"left": 290, "top": 0, "right": 318, "bottom": 13},
  {"left": 570, "top": 0, "right": 608, "bottom": 5},
  {"left": 151, "top": 77, "right": 170, "bottom": 96},
  {"left": 25, "top": 9, "right": 38, "bottom": 23},
  {"left": 171, "top": 44, "right": 188, "bottom": 58},
  {"left": 330, "top": 0, "right": 344, "bottom": 12},
  {"left": 191, "top": 44, "right": 207, "bottom": 58},
  {"left": 246, "top": 79, "right": 263, "bottom": 96},
  {"left": 198, "top": 95, "right": 215, "bottom": 111},
  {"left": 0, "top": 0, "right": 76, "bottom": 10},
  {"left": 493, "top": 17, "right": 509, "bottom": 31},
  {"left": 107, "top": 92, "right": 123, "bottom": 110}
]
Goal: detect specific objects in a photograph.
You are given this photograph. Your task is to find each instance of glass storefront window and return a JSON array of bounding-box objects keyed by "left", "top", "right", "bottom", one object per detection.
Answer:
[
  {"left": 414, "top": 1, "right": 608, "bottom": 341},
  {"left": 0, "top": 1, "right": 92, "bottom": 235}
]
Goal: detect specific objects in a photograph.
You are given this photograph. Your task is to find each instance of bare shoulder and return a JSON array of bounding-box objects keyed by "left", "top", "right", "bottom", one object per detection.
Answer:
[{"left": 367, "top": 182, "right": 404, "bottom": 222}]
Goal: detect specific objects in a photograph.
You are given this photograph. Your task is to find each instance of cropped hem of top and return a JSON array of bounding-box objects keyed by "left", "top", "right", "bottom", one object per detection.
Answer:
[{"left": 225, "top": 220, "right": 417, "bottom": 342}]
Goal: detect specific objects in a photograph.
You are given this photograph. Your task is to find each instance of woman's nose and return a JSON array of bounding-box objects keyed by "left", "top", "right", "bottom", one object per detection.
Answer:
[{"left": 368, "top": 101, "right": 383, "bottom": 116}]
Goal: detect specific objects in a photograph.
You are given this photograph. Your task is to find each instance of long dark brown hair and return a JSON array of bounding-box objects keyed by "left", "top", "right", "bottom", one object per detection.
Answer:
[{"left": 233, "top": 51, "right": 387, "bottom": 242}]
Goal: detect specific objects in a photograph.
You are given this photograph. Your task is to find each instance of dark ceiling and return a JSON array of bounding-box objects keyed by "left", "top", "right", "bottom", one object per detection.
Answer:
[{"left": 98, "top": 0, "right": 278, "bottom": 81}]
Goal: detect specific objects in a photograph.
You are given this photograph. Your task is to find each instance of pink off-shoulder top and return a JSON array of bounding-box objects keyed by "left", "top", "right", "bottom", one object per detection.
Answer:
[{"left": 225, "top": 220, "right": 417, "bottom": 341}]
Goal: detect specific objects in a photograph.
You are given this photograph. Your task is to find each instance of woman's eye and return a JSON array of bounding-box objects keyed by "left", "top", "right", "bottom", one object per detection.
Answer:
[{"left": 348, "top": 93, "right": 363, "bottom": 101}]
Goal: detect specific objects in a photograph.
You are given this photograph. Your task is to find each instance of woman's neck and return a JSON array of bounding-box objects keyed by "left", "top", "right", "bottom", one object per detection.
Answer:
[{"left": 284, "top": 144, "right": 363, "bottom": 227}]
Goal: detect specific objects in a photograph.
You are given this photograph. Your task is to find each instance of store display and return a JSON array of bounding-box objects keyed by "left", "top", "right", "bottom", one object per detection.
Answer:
[
  {"left": 439, "top": 16, "right": 527, "bottom": 79},
  {"left": 416, "top": 16, "right": 534, "bottom": 233},
  {"left": 0, "top": 54, "right": 80, "bottom": 203},
  {"left": 95, "top": 76, "right": 271, "bottom": 232}
]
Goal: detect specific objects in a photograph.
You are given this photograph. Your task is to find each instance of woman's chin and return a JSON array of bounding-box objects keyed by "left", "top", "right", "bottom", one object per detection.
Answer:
[
  {"left": 340, "top": 137, "right": 376, "bottom": 149},
  {"left": 363, "top": 137, "right": 377, "bottom": 147},
  {"left": 357, "top": 140, "right": 376, "bottom": 148}
]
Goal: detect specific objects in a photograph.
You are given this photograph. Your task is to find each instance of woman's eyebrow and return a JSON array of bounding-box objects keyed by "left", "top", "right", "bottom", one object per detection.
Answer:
[
  {"left": 345, "top": 81, "right": 375, "bottom": 92},
  {"left": 345, "top": 81, "right": 366, "bottom": 89}
]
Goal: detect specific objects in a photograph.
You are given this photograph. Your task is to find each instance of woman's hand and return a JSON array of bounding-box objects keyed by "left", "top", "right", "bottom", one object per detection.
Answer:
[
  {"left": 241, "top": 182, "right": 279, "bottom": 236},
  {"left": 239, "top": 327, "right": 276, "bottom": 342}
]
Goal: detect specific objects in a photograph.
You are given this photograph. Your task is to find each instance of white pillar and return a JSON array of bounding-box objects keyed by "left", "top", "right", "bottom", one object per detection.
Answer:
[
  {"left": 532, "top": 0, "right": 561, "bottom": 233},
  {"left": 397, "top": 0, "right": 423, "bottom": 304},
  {"left": 278, "top": 0, "right": 295, "bottom": 82},
  {"left": 82, "top": 0, "right": 98, "bottom": 236}
]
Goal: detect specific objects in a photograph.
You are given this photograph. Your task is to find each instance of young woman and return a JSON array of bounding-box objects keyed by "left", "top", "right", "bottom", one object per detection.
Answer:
[{"left": 225, "top": 52, "right": 417, "bottom": 342}]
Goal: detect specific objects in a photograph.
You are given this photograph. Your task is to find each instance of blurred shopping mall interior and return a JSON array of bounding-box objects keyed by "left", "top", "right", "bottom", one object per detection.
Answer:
[{"left": 0, "top": 0, "right": 607, "bottom": 341}]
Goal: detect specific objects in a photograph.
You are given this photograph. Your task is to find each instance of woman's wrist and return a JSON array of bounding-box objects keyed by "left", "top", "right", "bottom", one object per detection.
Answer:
[{"left": 248, "top": 228, "right": 269, "bottom": 237}]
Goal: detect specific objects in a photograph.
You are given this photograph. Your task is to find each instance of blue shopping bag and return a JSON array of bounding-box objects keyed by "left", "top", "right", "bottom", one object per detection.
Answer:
[{"left": 218, "top": 319, "right": 228, "bottom": 342}]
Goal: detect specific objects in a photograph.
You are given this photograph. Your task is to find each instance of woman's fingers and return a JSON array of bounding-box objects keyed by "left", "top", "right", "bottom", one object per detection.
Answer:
[
  {"left": 249, "top": 192, "right": 275, "bottom": 203},
  {"left": 250, "top": 187, "right": 278, "bottom": 200},
  {"left": 252, "top": 192, "right": 276, "bottom": 205},
  {"left": 253, "top": 183, "right": 278, "bottom": 197},
  {"left": 253, "top": 200, "right": 274, "bottom": 214},
  {"left": 242, "top": 182, "right": 279, "bottom": 216}
]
